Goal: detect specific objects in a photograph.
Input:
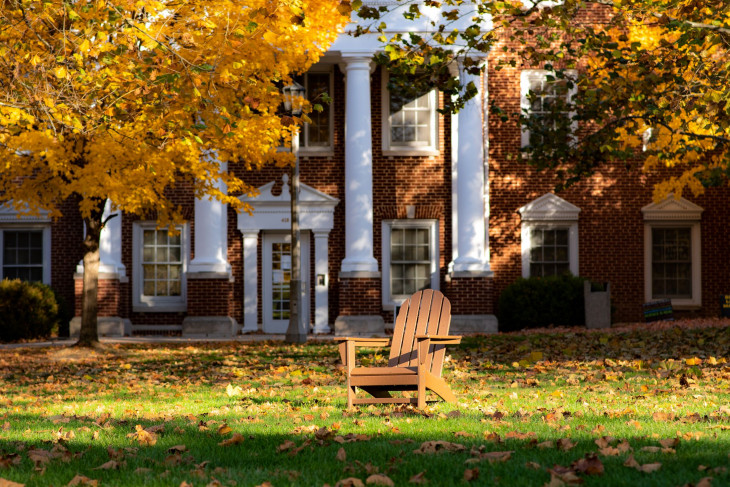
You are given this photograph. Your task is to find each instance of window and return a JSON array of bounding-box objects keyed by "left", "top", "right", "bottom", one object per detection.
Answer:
[
  {"left": 520, "top": 69, "right": 577, "bottom": 148},
  {"left": 133, "top": 223, "right": 188, "bottom": 311},
  {"left": 642, "top": 196, "right": 702, "bottom": 308},
  {"left": 382, "top": 73, "right": 438, "bottom": 154},
  {"left": 382, "top": 220, "right": 439, "bottom": 308},
  {"left": 294, "top": 70, "right": 333, "bottom": 151},
  {"left": 651, "top": 228, "right": 692, "bottom": 298},
  {"left": 529, "top": 228, "right": 570, "bottom": 277},
  {"left": 0, "top": 228, "right": 51, "bottom": 283},
  {"left": 519, "top": 193, "right": 580, "bottom": 278}
]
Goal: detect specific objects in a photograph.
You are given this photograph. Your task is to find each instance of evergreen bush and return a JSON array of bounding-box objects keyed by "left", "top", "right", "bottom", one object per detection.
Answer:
[
  {"left": 498, "top": 274, "right": 585, "bottom": 332},
  {"left": 0, "top": 279, "right": 59, "bottom": 342}
]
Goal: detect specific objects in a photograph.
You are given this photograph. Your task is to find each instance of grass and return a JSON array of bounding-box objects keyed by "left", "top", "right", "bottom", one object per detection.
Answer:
[{"left": 1, "top": 323, "right": 729, "bottom": 486}]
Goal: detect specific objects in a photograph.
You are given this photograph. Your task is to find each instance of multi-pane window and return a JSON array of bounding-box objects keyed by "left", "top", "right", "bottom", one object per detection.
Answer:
[
  {"left": 521, "top": 70, "right": 576, "bottom": 148},
  {"left": 141, "top": 229, "right": 183, "bottom": 298},
  {"left": 271, "top": 242, "right": 291, "bottom": 320},
  {"left": 529, "top": 228, "right": 570, "bottom": 277},
  {"left": 2, "top": 230, "right": 44, "bottom": 282},
  {"left": 651, "top": 228, "right": 692, "bottom": 299},
  {"left": 384, "top": 74, "right": 438, "bottom": 151},
  {"left": 390, "top": 227, "right": 431, "bottom": 298},
  {"left": 290, "top": 72, "right": 333, "bottom": 150}
]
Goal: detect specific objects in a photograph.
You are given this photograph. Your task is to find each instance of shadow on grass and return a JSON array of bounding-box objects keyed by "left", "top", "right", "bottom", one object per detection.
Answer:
[{"left": 1, "top": 412, "right": 729, "bottom": 487}]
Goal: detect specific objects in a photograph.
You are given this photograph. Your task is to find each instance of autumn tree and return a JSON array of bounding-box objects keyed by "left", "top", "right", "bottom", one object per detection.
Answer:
[
  {"left": 0, "top": 0, "right": 349, "bottom": 346},
  {"left": 360, "top": 0, "right": 730, "bottom": 197}
]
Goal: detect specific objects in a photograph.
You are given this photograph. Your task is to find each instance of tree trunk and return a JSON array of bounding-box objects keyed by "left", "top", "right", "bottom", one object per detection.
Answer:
[{"left": 77, "top": 199, "right": 106, "bottom": 347}]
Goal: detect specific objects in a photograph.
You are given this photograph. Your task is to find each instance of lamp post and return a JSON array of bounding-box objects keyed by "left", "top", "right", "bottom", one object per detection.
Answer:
[{"left": 282, "top": 81, "right": 307, "bottom": 343}]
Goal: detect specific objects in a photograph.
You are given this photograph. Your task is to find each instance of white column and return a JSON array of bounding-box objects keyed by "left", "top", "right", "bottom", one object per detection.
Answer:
[
  {"left": 78, "top": 199, "right": 126, "bottom": 279},
  {"left": 189, "top": 160, "right": 232, "bottom": 276},
  {"left": 313, "top": 230, "right": 331, "bottom": 334},
  {"left": 340, "top": 56, "right": 378, "bottom": 274},
  {"left": 452, "top": 60, "right": 490, "bottom": 274},
  {"left": 241, "top": 230, "right": 259, "bottom": 332}
]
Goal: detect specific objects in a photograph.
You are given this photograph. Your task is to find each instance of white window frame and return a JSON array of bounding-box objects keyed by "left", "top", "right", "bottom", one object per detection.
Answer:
[
  {"left": 0, "top": 225, "right": 52, "bottom": 285},
  {"left": 298, "top": 68, "right": 334, "bottom": 155},
  {"left": 132, "top": 222, "right": 189, "bottom": 312},
  {"left": 520, "top": 69, "right": 578, "bottom": 148},
  {"left": 642, "top": 196, "right": 703, "bottom": 309},
  {"left": 518, "top": 193, "right": 580, "bottom": 278},
  {"left": 382, "top": 72, "right": 439, "bottom": 156},
  {"left": 381, "top": 220, "right": 439, "bottom": 309},
  {"left": 520, "top": 224, "right": 578, "bottom": 278}
]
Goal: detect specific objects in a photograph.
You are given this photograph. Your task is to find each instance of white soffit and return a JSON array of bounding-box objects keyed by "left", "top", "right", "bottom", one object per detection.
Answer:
[
  {"left": 518, "top": 193, "right": 581, "bottom": 222},
  {"left": 642, "top": 195, "right": 703, "bottom": 221},
  {"left": 0, "top": 201, "right": 51, "bottom": 223}
]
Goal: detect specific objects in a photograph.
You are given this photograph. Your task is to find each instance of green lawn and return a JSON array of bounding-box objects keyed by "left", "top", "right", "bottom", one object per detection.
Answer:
[{"left": 1, "top": 324, "right": 729, "bottom": 486}]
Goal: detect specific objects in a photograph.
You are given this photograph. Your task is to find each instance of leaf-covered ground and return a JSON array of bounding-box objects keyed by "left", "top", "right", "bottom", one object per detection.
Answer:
[{"left": 1, "top": 320, "right": 729, "bottom": 487}]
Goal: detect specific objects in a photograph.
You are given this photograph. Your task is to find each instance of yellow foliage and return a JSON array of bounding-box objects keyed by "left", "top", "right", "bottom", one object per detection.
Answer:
[{"left": 0, "top": 0, "right": 350, "bottom": 224}]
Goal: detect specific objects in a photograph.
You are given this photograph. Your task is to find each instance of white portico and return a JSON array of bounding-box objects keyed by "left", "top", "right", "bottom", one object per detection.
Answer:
[{"left": 238, "top": 176, "right": 338, "bottom": 334}]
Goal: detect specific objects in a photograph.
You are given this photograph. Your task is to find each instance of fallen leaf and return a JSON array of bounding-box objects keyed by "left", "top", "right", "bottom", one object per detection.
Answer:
[
  {"left": 335, "top": 478, "right": 364, "bottom": 487},
  {"left": 217, "top": 424, "right": 233, "bottom": 435},
  {"left": 93, "top": 460, "right": 119, "bottom": 470},
  {"left": 454, "top": 431, "right": 474, "bottom": 438},
  {"left": 278, "top": 440, "right": 296, "bottom": 452},
  {"left": 659, "top": 438, "right": 679, "bottom": 448},
  {"left": 640, "top": 446, "right": 661, "bottom": 453},
  {"left": 218, "top": 433, "right": 245, "bottom": 446},
  {"left": 526, "top": 461, "right": 541, "bottom": 469},
  {"left": 482, "top": 451, "right": 512, "bottom": 463},
  {"left": 637, "top": 462, "right": 662, "bottom": 473},
  {"left": 336, "top": 447, "right": 347, "bottom": 462},
  {"left": 463, "top": 468, "right": 479, "bottom": 482},
  {"left": 572, "top": 453, "right": 604, "bottom": 475},
  {"left": 413, "top": 441, "right": 465, "bottom": 454},
  {"left": 557, "top": 438, "right": 577, "bottom": 451},
  {"left": 168, "top": 445, "right": 187, "bottom": 453},
  {"left": 366, "top": 474, "right": 394, "bottom": 486},
  {"left": 537, "top": 440, "right": 555, "bottom": 449},
  {"left": 0, "top": 479, "right": 24, "bottom": 487},
  {"left": 128, "top": 425, "right": 156, "bottom": 446},
  {"left": 409, "top": 472, "right": 427, "bottom": 484},
  {"left": 66, "top": 475, "right": 98, "bottom": 486},
  {"left": 27, "top": 449, "right": 52, "bottom": 466}
]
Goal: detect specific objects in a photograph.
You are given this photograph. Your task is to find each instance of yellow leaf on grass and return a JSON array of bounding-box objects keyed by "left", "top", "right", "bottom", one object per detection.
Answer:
[
  {"left": 366, "top": 474, "right": 394, "bottom": 486},
  {"left": 685, "top": 357, "right": 701, "bottom": 366},
  {"left": 226, "top": 384, "right": 242, "bottom": 397},
  {"left": 66, "top": 475, "right": 97, "bottom": 487},
  {"left": 0, "top": 479, "right": 25, "bottom": 487},
  {"left": 218, "top": 424, "right": 233, "bottom": 435}
]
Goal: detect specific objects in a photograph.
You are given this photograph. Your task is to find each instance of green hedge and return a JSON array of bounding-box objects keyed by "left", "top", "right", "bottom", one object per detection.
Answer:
[
  {"left": 0, "top": 279, "right": 59, "bottom": 342},
  {"left": 498, "top": 274, "right": 585, "bottom": 332}
]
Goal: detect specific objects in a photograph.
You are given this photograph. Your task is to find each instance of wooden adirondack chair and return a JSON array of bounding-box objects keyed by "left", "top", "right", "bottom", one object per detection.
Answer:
[{"left": 335, "top": 289, "right": 462, "bottom": 409}]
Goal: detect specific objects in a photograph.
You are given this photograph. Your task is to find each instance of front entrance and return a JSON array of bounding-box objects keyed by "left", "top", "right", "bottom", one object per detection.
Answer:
[{"left": 262, "top": 232, "right": 310, "bottom": 333}]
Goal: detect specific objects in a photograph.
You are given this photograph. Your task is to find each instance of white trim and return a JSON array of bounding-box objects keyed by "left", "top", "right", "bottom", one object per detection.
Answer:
[
  {"left": 642, "top": 196, "right": 703, "bottom": 308},
  {"left": 519, "top": 193, "right": 580, "bottom": 278},
  {"left": 520, "top": 69, "right": 577, "bottom": 148},
  {"left": 381, "top": 72, "right": 439, "bottom": 155},
  {"left": 0, "top": 225, "right": 52, "bottom": 285},
  {"left": 261, "top": 232, "right": 310, "bottom": 334},
  {"left": 520, "top": 223, "right": 578, "bottom": 278},
  {"left": 132, "top": 222, "right": 189, "bottom": 312},
  {"left": 381, "top": 220, "right": 439, "bottom": 309}
]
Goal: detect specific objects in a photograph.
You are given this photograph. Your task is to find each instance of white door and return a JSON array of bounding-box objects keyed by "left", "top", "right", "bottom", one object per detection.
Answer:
[{"left": 262, "top": 233, "right": 310, "bottom": 333}]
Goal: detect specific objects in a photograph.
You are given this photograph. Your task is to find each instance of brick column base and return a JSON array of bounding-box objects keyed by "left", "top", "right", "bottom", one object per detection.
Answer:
[
  {"left": 182, "top": 277, "right": 238, "bottom": 337},
  {"left": 72, "top": 275, "right": 131, "bottom": 337},
  {"left": 443, "top": 276, "right": 498, "bottom": 333},
  {"left": 335, "top": 277, "right": 384, "bottom": 336}
]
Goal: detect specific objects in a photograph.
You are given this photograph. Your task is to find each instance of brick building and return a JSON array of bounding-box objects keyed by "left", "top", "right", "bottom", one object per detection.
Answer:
[{"left": 3, "top": 3, "right": 728, "bottom": 336}]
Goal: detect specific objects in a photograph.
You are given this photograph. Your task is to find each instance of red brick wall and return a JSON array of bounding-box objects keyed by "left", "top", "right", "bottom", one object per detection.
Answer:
[
  {"left": 187, "top": 278, "right": 234, "bottom": 317},
  {"left": 338, "top": 277, "right": 381, "bottom": 316},
  {"left": 444, "top": 277, "right": 494, "bottom": 315},
  {"left": 486, "top": 7, "right": 730, "bottom": 323}
]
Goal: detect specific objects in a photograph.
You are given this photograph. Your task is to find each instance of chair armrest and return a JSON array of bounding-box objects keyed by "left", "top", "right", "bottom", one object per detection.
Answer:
[
  {"left": 415, "top": 335, "right": 462, "bottom": 345},
  {"left": 335, "top": 338, "right": 391, "bottom": 368},
  {"left": 333, "top": 337, "right": 391, "bottom": 347}
]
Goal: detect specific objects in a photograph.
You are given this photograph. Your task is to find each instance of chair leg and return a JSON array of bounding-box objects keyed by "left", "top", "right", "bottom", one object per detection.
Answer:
[
  {"left": 417, "top": 373, "right": 426, "bottom": 409},
  {"left": 346, "top": 378, "right": 355, "bottom": 409}
]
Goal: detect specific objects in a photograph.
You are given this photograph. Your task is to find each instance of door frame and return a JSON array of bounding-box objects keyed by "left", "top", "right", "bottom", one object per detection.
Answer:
[{"left": 262, "top": 232, "right": 310, "bottom": 333}]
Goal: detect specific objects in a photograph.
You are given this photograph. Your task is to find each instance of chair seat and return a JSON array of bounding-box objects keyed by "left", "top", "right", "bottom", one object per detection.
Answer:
[{"left": 351, "top": 366, "right": 417, "bottom": 376}]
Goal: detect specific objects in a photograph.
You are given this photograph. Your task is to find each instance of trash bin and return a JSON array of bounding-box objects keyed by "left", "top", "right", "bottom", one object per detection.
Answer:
[{"left": 585, "top": 281, "right": 610, "bottom": 329}]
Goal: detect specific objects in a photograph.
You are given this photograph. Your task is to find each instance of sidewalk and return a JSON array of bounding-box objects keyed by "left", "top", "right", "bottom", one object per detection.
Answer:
[{"left": 0, "top": 334, "right": 337, "bottom": 350}]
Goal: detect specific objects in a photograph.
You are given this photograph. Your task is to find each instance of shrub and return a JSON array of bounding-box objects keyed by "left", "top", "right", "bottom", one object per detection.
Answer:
[
  {"left": 0, "top": 279, "right": 59, "bottom": 342},
  {"left": 498, "top": 274, "right": 585, "bottom": 332}
]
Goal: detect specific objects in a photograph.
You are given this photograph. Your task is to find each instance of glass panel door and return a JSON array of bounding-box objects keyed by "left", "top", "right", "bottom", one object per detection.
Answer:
[{"left": 262, "top": 233, "right": 310, "bottom": 333}]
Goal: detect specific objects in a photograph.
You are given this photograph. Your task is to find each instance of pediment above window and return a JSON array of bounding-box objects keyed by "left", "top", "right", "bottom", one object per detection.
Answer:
[
  {"left": 641, "top": 195, "right": 703, "bottom": 221},
  {"left": 518, "top": 193, "right": 580, "bottom": 222},
  {"left": 0, "top": 202, "right": 51, "bottom": 223}
]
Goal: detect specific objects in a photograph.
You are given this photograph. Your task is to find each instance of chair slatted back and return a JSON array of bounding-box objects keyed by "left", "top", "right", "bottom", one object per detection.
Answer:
[{"left": 388, "top": 290, "right": 452, "bottom": 377}]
